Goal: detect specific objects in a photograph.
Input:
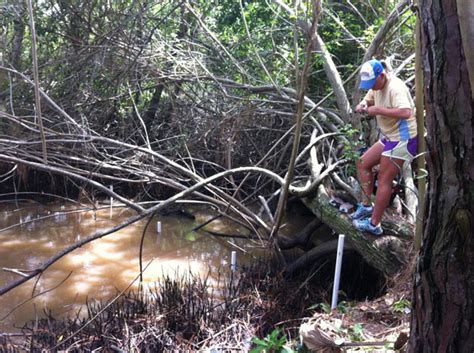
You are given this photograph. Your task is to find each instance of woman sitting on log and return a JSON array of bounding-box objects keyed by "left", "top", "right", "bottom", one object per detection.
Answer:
[{"left": 351, "top": 59, "right": 418, "bottom": 235}]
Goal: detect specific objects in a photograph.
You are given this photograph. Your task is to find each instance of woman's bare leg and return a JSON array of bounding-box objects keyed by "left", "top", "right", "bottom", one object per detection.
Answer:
[
  {"left": 356, "top": 142, "right": 384, "bottom": 205},
  {"left": 371, "top": 156, "right": 404, "bottom": 225}
]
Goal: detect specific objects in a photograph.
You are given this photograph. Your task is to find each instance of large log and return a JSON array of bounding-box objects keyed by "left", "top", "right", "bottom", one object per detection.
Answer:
[{"left": 302, "top": 185, "right": 411, "bottom": 276}]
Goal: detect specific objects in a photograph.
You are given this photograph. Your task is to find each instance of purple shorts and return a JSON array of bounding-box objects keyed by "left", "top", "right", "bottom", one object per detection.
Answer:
[{"left": 379, "top": 136, "right": 418, "bottom": 161}]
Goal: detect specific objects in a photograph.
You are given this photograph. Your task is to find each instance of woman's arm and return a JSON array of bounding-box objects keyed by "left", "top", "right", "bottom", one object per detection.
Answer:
[{"left": 367, "top": 106, "right": 412, "bottom": 119}]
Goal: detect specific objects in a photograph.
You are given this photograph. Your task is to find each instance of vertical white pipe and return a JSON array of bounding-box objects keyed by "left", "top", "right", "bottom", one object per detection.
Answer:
[
  {"left": 331, "top": 234, "right": 345, "bottom": 310},
  {"left": 157, "top": 221, "right": 162, "bottom": 233},
  {"left": 109, "top": 185, "right": 113, "bottom": 219},
  {"left": 156, "top": 221, "right": 162, "bottom": 245},
  {"left": 230, "top": 251, "right": 237, "bottom": 272}
]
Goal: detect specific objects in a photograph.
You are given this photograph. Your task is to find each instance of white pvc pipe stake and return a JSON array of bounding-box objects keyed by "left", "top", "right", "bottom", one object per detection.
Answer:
[
  {"left": 156, "top": 222, "right": 162, "bottom": 245},
  {"left": 109, "top": 185, "right": 113, "bottom": 219},
  {"left": 331, "top": 234, "right": 345, "bottom": 310},
  {"left": 230, "top": 251, "right": 237, "bottom": 272}
]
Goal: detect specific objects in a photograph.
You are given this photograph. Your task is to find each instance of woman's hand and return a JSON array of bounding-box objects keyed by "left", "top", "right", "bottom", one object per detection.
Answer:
[{"left": 355, "top": 100, "right": 368, "bottom": 113}]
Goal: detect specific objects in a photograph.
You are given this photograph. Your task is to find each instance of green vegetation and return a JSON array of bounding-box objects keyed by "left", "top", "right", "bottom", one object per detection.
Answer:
[
  {"left": 392, "top": 298, "right": 411, "bottom": 314},
  {"left": 251, "top": 328, "right": 294, "bottom": 353}
]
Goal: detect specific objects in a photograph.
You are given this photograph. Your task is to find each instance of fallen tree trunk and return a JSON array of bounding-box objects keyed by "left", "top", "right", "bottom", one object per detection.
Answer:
[{"left": 301, "top": 185, "right": 411, "bottom": 276}]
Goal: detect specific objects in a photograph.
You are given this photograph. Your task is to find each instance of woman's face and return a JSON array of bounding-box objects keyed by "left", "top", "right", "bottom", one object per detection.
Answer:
[{"left": 372, "top": 73, "right": 386, "bottom": 90}]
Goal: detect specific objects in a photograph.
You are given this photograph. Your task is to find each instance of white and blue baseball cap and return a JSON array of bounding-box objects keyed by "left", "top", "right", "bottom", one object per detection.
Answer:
[{"left": 359, "top": 59, "right": 384, "bottom": 90}]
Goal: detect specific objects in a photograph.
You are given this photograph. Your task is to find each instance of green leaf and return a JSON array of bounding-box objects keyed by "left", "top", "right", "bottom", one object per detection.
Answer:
[
  {"left": 249, "top": 347, "right": 265, "bottom": 353},
  {"left": 251, "top": 337, "right": 268, "bottom": 346},
  {"left": 184, "top": 231, "right": 197, "bottom": 241},
  {"left": 352, "top": 323, "right": 363, "bottom": 335}
]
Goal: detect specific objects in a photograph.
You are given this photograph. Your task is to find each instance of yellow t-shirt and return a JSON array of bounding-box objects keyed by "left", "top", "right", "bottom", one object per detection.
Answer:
[{"left": 364, "top": 75, "right": 417, "bottom": 141}]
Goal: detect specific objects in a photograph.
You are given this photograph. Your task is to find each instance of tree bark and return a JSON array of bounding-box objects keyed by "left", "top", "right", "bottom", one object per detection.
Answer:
[
  {"left": 144, "top": 83, "right": 165, "bottom": 122},
  {"left": 456, "top": 0, "right": 474, "bottom": 95},
  {"left": 409, "top": 0, "right": 474, "bottom": 350}
]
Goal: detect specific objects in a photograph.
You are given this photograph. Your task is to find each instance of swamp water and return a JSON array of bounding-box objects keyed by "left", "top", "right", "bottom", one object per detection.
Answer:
[{"left": 0, "top": 201, "right": 308, "bottom": 333}]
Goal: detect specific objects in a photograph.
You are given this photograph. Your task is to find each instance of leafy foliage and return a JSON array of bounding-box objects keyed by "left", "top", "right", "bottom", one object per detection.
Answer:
[
  {"left": 251, "top": 328, "right": 294, "bottom": 353},
  {"left": 339, "top": 124, "right": 364, "bottom": 175},
  {"left": 308, "top": 299, "right": 349, "bottom": 314},
  {"left": 392, "top": 298, "right": 411, "bottom": 314}
]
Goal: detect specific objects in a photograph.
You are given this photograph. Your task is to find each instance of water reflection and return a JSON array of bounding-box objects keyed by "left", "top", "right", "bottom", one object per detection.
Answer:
[{"left": 0, "top": 202, "right": 256, "bottom": 333}]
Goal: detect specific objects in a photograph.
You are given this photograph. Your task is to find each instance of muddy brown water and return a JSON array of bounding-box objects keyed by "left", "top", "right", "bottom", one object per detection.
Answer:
[{"left": 0, "top": 201, "right": 308, "bottom": 333}]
